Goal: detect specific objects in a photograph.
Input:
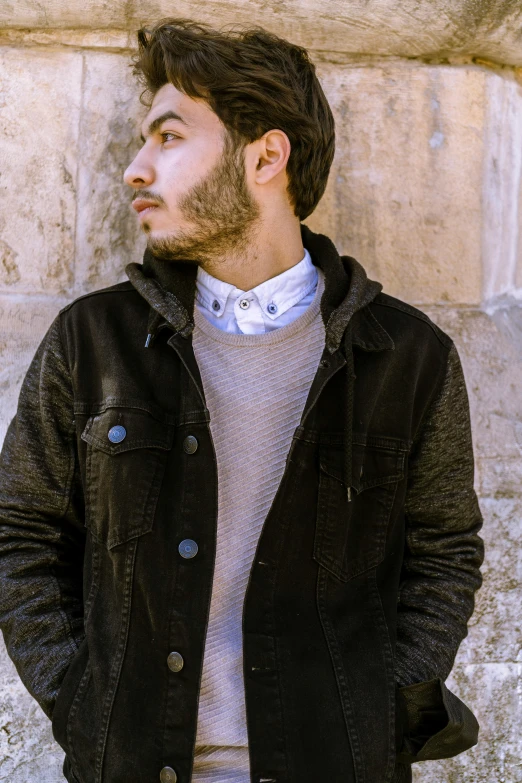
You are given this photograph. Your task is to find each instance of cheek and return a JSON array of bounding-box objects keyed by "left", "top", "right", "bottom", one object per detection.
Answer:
[
  {"left": 156, "top": 139, "right": 222, "bottom": 207},
  {"left": 159, "top": 156, "right": 198, "bottom": 202}
]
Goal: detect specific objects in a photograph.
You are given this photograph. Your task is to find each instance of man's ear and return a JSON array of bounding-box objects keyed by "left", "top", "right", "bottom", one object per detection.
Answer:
[{"left": 253, "top": 129, "right": 291, "bottom": 184}]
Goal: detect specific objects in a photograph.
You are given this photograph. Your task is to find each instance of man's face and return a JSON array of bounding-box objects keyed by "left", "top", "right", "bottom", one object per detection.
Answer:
[{"left": 124, "top": 83, "right": 260, "bottom": 265}]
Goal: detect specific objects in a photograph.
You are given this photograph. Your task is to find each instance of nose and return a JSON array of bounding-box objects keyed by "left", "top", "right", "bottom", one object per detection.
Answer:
[{"left": 123, "top": 146, "right": 155, "bottom": 189}]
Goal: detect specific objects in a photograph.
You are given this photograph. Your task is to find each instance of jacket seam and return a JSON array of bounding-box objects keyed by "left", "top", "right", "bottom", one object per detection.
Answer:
[
  {"left": 59, "top": 283, "right": 136, "bottom": 315},
  {"left": 369, "top": 567, "right": 398, "bottom": 782},
  {"left": 409, "top": 341, "right": 453, "bottom": 450},
  {"left": 316, "top": 566, "right": 365, "bottom": 781},
  {"left": 371, "top": 297, "right": 452, "bottom": 349}
]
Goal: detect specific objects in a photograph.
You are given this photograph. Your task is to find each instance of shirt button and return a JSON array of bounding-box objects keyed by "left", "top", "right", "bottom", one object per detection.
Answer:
[
  {"left": 239, "top": 298, "right": 250, "bottom": 310},
  {"left": 179, "top": 538, "right": 198, "bottom": 559},
  {"left": 212, "top": 299, "right": 221, "bottom": 311},
  {"left": 160, "top": 767, "right": 177, "bottom": 783},
  {"left": 267, "top": 302, "right": 278, "bottom": 314},
  {"left": 108, "top": 425, "right": 126, "bottom": 444},
  {"left": 183, "top": 435, "right": 198, "bottom": 454},
  {"left": 167, "top": 651, "right": 184, "bottom": 672}
]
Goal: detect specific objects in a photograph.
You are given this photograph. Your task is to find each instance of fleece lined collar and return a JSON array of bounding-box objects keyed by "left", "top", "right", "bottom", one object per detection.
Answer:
[{"left": 125, "top": 223, "right": 394, "bottom": 355}]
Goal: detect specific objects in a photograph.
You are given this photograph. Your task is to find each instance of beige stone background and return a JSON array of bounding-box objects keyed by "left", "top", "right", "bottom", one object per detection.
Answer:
[{"left": 1, "top": 1, "right": 522, "bottom": 781}]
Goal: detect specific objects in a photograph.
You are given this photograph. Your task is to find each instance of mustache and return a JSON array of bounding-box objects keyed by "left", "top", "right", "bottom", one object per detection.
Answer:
[{"left": 132, "top": 190, "right": 166, "bottom": 207}]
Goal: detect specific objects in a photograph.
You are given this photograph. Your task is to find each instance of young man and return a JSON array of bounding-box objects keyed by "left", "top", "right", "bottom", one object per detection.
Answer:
[{"left": 0, "top": 18, "right": 484, "bottom": 783}]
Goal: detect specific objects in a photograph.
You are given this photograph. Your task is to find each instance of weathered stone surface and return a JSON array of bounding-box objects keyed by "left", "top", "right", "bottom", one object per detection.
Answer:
[
  {"left": 0, "top": 640, "right": 63, "bottom": 782},
  {"left": 413, "top": 663, "right": 522, "bottom": 782},
  {"left": 482, "top": 77, "right": 522, "bottom": 301},
  {"left": 2, "top": 0, "right": 522, "bottom": 67},
  {"left": 0, "top": 48, "right": 82, "bottom": 295},
  {"left": 514, "top": 139, "right": 522, "bottom": 293},
  {"left": 74, "top": 52, "right": 147, "bottom": 292},
  {"left": 306, "top": 63, "right": 522, "bottom": 306},
  {"left": 0, "top": 295, "right": 72, "bottom": 445},
  {"left": 478, "top": 457, "right": 522, "bottom": 498},
  {"left": 450, "top": 498, "right": 522, "bottom": 665},
  {"left": 0, "top": 28, "right": 135, "bottom": 50},
  {"left": 422, "top": 306, "right": 522, "bottom": 459}
]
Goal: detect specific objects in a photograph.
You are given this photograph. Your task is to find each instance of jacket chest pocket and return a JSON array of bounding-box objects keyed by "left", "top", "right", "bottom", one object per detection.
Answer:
[
  {"left": 313, "top": 436, "right": 407, "bottom": 581},
  {"left": 81, "top": 407, "right": 175, "bottom": 550}
]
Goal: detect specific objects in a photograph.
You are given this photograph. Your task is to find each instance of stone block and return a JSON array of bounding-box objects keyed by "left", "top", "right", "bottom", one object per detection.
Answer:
[
  {"left": 413, "top": 663, "right": 522, "bottom": 783},
  {"left": 421, "top": 306, "right": 522, "bottom": 460},
  {"left": 73, "top": 52, "right": 147, "bottom": 291},
  {"left": 482, "top": 76, "right": 522, "bottom": 301},
  {"left": 0, "top": 48, "right": 82, "bottom": 295},
  {"left": 0, "top": 295, "right": 71, "bottom": 447},
  {"left": 306, "top": 63, "right": 522, "bottom": 306},
  {"left": 515, "top": 168, "right": 522, "bottom": 292},
  {"left": 1, "top": 0, "right": 522, "bottom": 67}
]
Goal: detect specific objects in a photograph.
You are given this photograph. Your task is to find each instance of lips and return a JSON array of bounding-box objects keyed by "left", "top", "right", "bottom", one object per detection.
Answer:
[{"left": 132, "top": 199, "right": 160, "bottom": 214}]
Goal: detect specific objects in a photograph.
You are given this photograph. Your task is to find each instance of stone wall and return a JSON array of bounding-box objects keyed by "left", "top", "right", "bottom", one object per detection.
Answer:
[{"left": 1, "top": 3, "right": 521, "bottom": 781}]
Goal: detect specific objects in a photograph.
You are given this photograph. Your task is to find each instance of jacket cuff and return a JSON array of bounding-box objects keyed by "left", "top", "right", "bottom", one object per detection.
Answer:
[{"left": 396, "top": 678, "right": 479, "bottom": 763}]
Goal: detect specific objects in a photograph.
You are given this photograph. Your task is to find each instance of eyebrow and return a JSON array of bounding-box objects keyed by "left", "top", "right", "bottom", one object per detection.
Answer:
[{"left": 140, "top": 110, "right": 188, "bottom": 143}]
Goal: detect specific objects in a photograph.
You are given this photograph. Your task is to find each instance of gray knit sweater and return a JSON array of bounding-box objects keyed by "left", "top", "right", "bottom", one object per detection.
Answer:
[{"left": 190, "top": 270, "right": 326, "bottom": 782}]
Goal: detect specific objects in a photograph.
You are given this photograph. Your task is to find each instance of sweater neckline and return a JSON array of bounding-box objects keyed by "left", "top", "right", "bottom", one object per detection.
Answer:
[{"left": 193, "top": 269, "right": 325, "bottom": 346}]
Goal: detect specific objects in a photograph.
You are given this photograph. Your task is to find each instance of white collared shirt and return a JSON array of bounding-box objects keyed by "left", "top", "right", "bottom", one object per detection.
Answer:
[{"left": 195, "top": 247, "right": 320, "bottom": 334}]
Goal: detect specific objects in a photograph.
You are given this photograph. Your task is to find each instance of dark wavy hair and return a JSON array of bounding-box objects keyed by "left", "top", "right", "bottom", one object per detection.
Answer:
[{"left": 129, "top": 18, "right": 335, "bottom": 221}]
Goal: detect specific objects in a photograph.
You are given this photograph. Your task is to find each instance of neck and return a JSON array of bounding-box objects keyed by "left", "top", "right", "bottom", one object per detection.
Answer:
[{"left": 199, "top": 217, "right": 305, "bottom": 290}]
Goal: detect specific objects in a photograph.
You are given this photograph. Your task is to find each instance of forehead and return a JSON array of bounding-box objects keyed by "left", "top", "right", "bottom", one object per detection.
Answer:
[{"left": 143, "top": 83, "right": 220, "bottom": 131}]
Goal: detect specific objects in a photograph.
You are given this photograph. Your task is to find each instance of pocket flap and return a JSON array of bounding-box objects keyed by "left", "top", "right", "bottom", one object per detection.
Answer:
[
  {"left": 81, "top": 407, "right": 175, "bottom": 455},
  {"left": 319, "top": 436, "right": 406, "bottom": 493}
]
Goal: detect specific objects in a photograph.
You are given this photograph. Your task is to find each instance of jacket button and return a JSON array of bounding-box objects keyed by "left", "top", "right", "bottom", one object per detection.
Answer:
[
  {"left": 160, "top": 767, "right": 177, "bottom": 783},
  {"left": 167, "top": 651, "right": 184, "bottom": 672},
  {"left": 178, "top": 538, "right": 198, "bottom": 559},
  {"left": 183, "top": 435, "right": 198, "bottom": 454},
  {"left": 108, "top": 425, "right": 126, "bottom": 443}
]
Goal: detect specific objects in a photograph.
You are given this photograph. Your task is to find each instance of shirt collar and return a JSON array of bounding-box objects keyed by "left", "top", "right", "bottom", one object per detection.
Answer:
[{"left": 195, "top": 247, "right": 318, "bottom": 320}]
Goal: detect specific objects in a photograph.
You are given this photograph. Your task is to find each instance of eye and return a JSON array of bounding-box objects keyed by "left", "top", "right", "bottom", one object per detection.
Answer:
[{"left": 161, "top": 132, "right": 179, "bottom": 144}]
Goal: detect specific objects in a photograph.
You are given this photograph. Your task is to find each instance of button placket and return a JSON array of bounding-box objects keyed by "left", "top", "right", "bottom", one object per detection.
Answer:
[{"left": 235, "top": 295, "right": 265, "bottom": 333}]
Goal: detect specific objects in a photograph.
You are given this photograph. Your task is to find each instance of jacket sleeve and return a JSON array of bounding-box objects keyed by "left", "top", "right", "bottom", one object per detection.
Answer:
[
  {"left": 0, "top": 312, "right": 86, "bottom": 720},
  {"left": 394, "top": 340, "right": 484, "bottom": 762}
]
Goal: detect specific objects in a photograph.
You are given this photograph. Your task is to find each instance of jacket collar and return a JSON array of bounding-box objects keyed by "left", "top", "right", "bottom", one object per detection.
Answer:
[{"left": 125, "top": 223, "right": 394, "bottom": 354}]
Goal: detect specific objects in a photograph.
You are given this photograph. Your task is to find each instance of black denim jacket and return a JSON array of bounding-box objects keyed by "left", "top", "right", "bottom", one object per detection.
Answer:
[{"left": 0, "top": 224, "right": 484, "bottom": 783}]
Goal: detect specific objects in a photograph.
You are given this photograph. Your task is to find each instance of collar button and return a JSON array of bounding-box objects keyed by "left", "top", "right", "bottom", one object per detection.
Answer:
[{"left": 267, "top": 302, "right": 278, "bottom": 314}]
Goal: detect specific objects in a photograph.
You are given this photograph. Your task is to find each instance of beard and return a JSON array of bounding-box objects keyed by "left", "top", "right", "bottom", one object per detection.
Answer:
[{"left": 143, "top": 131, "right": 261, "bottom": 267}]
